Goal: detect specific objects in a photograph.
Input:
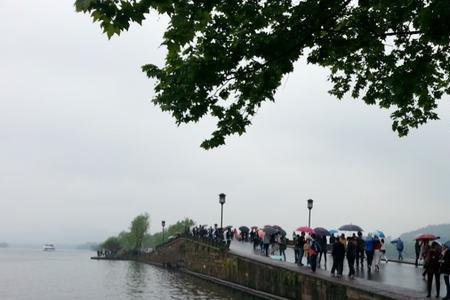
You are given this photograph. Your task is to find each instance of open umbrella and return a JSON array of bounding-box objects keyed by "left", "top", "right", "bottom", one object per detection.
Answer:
[
  {"left": 263, "top": 225, "right": 277, "bottom": 235},
  {"left": 329, "top": 229, "right": 338, "bottom": 235},
  {"left": 273, "top": 225, "right": 287, "bottom": 236},
  {"left": 415, "top": 233, "right": 439, "bottom": 241},
  {"left": 295, "top": 226, "right": 315, "bottom": 234},
  {"left": 338, "top": 224, "right": 363, "bottom": 232},
  {"left": 239, "top": 226, "right": 250, "bottom": 232},
  {"left": 373, "top": 230, "right": 385, "bottom": 238},
  {"left": 251, "top": 226, "right": 259, "bottom": 230},
  {"left": 444, "top": 241, "right": 450, "bottom": 248},
  {"left": 314, "top": 227, "right": 330, "bottom": 237}
]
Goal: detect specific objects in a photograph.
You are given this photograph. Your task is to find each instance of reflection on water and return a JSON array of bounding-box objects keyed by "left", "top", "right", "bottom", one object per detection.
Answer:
[{"left": 0, "top": 248, "right": 260, "bottom": 300}]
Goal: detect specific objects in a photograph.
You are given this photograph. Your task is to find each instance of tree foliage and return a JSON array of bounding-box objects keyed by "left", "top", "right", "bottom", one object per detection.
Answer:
[
  {"left": 75, "top": 0, "right": 450, "bottom": 148},
  {"left": 129, "top": 213, "right": 150, "bottom": 250},
  {"left": 143, "top": 217, "right": 195, "bottom": 247},
  {"left": 101, "top": 236, "right": 122, "bottom": 253}
]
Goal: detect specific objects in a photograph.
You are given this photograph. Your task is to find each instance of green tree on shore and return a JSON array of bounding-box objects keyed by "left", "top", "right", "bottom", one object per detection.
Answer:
[
  {"left": 76, "top": 0, "right": 450, "bottom": 149},
  {"left": 129, "top": 213, "right": 150, "bottom": 250}
]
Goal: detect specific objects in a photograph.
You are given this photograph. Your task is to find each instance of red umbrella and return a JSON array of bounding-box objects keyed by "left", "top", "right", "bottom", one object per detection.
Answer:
[
  {"left": 295, "top": 226, "right": 315, "bottom": 234},
  {"left": 415, "top": 233, "right": 439, "bottom": 241}
]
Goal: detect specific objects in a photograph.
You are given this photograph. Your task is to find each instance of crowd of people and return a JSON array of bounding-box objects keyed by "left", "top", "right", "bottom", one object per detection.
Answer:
[{"left": 188, "top": 225, "right": 450, "bottom": 298}]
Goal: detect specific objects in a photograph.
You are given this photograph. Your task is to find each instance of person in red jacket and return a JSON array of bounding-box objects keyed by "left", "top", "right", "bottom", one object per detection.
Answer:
[{"left": 426, "top": 242, "right": 442, "bottom": 298}]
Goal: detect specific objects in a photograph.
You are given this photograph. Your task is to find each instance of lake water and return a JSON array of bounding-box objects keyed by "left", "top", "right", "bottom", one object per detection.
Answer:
[{"left": 0, "top": 247, "right": 259, "bottom": 300}]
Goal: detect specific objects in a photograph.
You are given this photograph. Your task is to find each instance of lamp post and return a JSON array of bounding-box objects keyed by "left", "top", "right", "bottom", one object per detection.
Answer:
[
  {"left": 161, "top": 220, "right": 166, "bottom": 243},
  {"left": 307, "top": 199, "right": 313, "bottom": 228},
  {"left": 219, "top": 193, "right": 226, "bottom": 228}
]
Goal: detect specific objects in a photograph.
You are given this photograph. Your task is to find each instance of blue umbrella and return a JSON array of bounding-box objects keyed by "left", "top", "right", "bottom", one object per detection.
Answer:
[
  {"left": 373, "top": 230, "right": 385, "bottom": 238},
  {"left": 329, "top": 229, "right": 338, "bottom": 235}
]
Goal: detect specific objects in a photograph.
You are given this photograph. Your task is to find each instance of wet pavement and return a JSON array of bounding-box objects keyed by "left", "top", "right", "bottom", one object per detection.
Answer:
[{"left": 230, "top": 241, "right": 444, "bottom": 297}]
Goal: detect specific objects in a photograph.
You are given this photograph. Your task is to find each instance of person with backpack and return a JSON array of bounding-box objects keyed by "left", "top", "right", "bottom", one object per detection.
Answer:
[
  {"left": 364, "top": 233, "right": 375, "bottom": 271},
  {"left": 309, "top": 234, "right": 320, "bottom": 272}
]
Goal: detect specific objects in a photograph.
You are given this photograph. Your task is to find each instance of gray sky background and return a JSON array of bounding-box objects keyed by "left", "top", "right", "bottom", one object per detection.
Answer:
[{"left": 1, "top": 0, "right": 449, "bottom": 245}]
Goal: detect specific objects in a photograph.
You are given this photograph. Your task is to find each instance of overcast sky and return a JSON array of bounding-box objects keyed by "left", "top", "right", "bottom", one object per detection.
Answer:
[{"left": 1, "top": 1, "right": 449, "bottom": 245}]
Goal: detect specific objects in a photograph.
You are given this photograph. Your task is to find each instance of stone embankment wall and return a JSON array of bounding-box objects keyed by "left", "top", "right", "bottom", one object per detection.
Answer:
[{"left": 139, "top": 237, "right": 421, "bottom": 300}]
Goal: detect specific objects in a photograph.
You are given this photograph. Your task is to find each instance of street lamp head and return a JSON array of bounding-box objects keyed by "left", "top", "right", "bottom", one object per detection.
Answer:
[
  {"left": 219, "top": 193, "right": 226, "bottom": 205},
  {"left": 161, "top": 220, "right": 166, "bottom": 227},
  {"left": 307, "top": 199, "right": 313, "bottom": 210}
]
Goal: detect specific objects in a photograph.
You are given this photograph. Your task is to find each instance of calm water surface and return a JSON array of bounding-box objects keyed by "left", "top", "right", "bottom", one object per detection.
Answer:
[{"left": 0, "top": 248, "right": 259, "bottom": 300}]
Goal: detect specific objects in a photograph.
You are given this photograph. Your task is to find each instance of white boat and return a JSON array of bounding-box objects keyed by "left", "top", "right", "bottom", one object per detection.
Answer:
[{"left": 43, "top": 244, "right": 55, "bottom": 251}]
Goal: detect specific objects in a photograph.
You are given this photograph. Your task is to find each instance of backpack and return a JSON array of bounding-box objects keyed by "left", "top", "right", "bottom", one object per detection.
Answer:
[{"left": 309, "top": 241, "right": 320, "bottom": 256}]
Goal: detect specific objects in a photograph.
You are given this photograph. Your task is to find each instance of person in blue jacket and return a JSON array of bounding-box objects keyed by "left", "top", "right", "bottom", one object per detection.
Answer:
[
  {"left": 396, "top": 238, "right": 404, "bottom": 260},
  {"left": 364, "top": 233, "right": 375, "bottom": 270}
]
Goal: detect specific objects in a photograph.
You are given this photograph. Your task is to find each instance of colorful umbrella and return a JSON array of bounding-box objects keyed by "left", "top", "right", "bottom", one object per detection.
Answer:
[
  {"left": 338, "top": 224, "right": 363, "bottom": 232},
  {"left": 295, "top": 226, "right": 315, "bottom": 234},
  {"left": 415, "top": 233, "right": 439, "bottom": 241},
  {"left": 314, "top": 227, "right": 331, "bottom": 237}
]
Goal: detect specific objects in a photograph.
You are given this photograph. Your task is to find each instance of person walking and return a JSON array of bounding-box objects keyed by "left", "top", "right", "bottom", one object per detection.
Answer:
[
  {"left": 364, "top": 234, "right": 375, "bottom": 271},
  {"left": 396, "top": 238, "right": 404, "bottom": 260},
  {"left": 346, "top": 237, "right": 357, "bottom": 278},
  {"left": 318, "top": 235, "right": 328, "bottom": 267},
  {"left": 270, "top": 233, "right": 279, "bottom": 255},
  {"left": 331, "top": 237, "right": 345, "bottom": 277},
  {"left": 356, "top": 231, "right": 365, "bottom": 267},
  {"left": 441, "top": 244, "right": 450, "bottom": 300},
  {"left": 309, "top": 234, "right": 320, "bottom": 272},
  {"left": 415, "top": 240, "right": 422, "bottom": 267},
  {"left": 225, "top": 229, "right": 232, "bottom": 249},
  {"left": 263, "top": 232, "right": 270, "bottom": 257},
  {"left": 373, "top": 236, "right": 382, "bottom": 272},
  {"left": 425, "top": 241, "right": 442, "bottom": 298},
  {"left": 298, "top": 233, "right": 306, "bottom": 266},
  {"left": 304, "top": 238, "right": 311, "bottom": 266},
  {"left": 279, "top": 235, "right": 287, "bottom": 261},
  {"left": 330, "top": 233, "right": 336, "bottom": 245},
  {"left": 293, "top": 234, "right": 300, "bottom": 263},
  {"left": 380, "top": 238, "right": 388, "bottom": 263},
  {"left": 422, "top": 241, "right": 431, "bottom": 279}
]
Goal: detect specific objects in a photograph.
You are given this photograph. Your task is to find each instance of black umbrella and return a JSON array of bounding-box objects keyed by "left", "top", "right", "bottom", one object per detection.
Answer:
[
  {"left": 314, "top": 227, "right": 330, "bottom": 237},
  {"left": 239, "top": 226, "right": 250, "bottom": 232},
  {"left": 263, "top": 226, "right": 277, "bottom": 235},
  {"left": 272, "top": 225, "right": 287, "bottom": 236},
  {"left": 338, "top": 224, "right": 363, "bottom": 232}
]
